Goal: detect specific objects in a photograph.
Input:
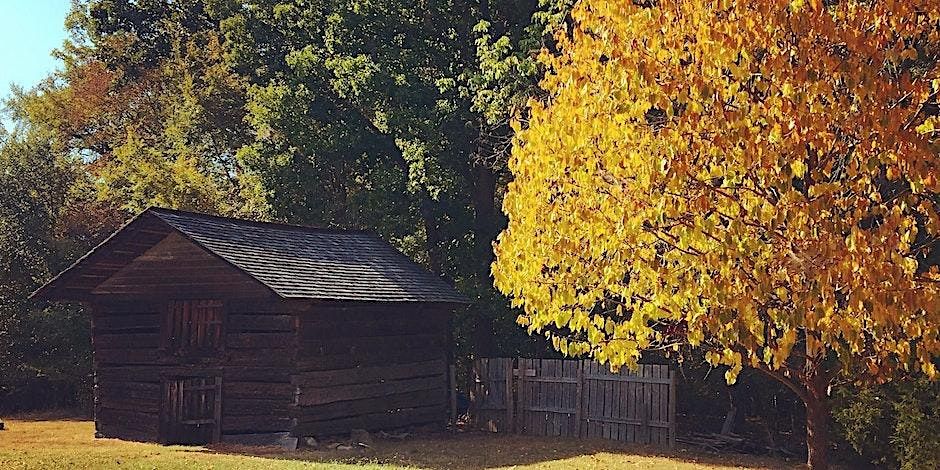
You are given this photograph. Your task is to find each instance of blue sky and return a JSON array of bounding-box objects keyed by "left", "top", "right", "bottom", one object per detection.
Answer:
[{"left": 0, "top": 1, "right": 71, "bottom": 105}]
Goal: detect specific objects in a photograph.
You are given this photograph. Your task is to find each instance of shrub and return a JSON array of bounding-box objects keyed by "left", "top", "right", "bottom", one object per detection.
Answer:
[{"left": 834, "top": 378, "right": 940, "bottom": 469}]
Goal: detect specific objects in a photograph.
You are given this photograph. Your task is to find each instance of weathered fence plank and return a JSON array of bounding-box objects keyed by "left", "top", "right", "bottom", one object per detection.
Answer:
[
  {"left": 471, "top": 358, "right": 677, "bottom": 447},
  {"left": 669, "top": 370, "right": 677, "bottom": 448}
]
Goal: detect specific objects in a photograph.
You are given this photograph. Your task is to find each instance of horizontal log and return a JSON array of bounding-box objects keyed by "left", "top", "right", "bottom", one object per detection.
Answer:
[
  {"left": 300, "top": 334, "right": 445, "bottom": 358},
  {"left": 95, "top": 348, "right": 160, "bottom": 365},
  {"left": 98, "top": 273, "right": 256, "bottom": 288},
  {"left": 227, "top": 348, "right": 295, "bottom": 367},
  {"left": 98, "top": 382, "right": 161, "bottom": 402},
  {"left": 94, "top": 314, "right": 161, "bottom": 332},
  {"left": 300, "top": 316, "right": 448, "bottom": 339},
  {"left": 97, "top": 366, "right": 241, "bottom": 383},
  {"left": 96, "top": 366, "right": 164, "bottom": 383},
  {"left": 92, "top": 282, "right": 267, "bottom": 298},
  {"left": 96, "top": 333, "right": 160, "bottom": 350},
  {"left": 98, "top": 381, "right": 161, "bottom": 393},
  {"left": 295, "top": 404, "right": 444, "bottom": 437},
  {"left": 179, "top": 418, "right": 215, "bottom": 425},
  {"left": 293, "top": 359, "right": 445, "bottom": 388},
  {"left": 226, "top": 333, "right": 295, "bottom": 350},
  {"left": 223, "top": 382, "right": 296, "bottom": 400},
  {"left": 97, "top": 264, "right": 247, "bottom": 278},
  {"left": 227, "top": 299, "right": 307, "bottom": 315},
  {"left": 159, "top": 367, "right": 224, "bottom": 378},
  {"left": 228, "top": 315, "right": 294, "bottom": 332},
  {"left": 302, "top": 308, "right": 447, "bottom": 324},
  {"left": 297, "top": 345, "right": 443, "bottom": 371},
  {"left": 306, "top": 304, "right": 450, "bottom": 321},
  {"left": 94, "top": 301, "right": 163, "bottom": 315},
  {"left": 298, "top": 375, "right": 444, "bottom": 406},
  {"left": 221, "top": 415, "right": 294, "bottom": 433},
  {"left": 223, "top": 367, "right": 291, "bottom": 383},
  {"left": 95, "top": 350, "right": 229, "bottom": 367},
  {"left": 97, "top": 407, "right": 159, "bottom": 433},
  {"left": 297, "top": 388, "right": 445, "bottom": 422},
  {"left": 224, "top": 398, "right": 291, "bottom": 416},
  {"left": 96, "top": 395, "right": 160, "bottom": 413},
  {"left": 98, "top": 263, "right": 244, "bottom": 276}
]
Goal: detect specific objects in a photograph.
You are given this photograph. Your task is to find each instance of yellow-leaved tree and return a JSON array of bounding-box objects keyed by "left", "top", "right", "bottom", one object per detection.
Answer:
[{"left": 492, "top": 1, "right": 940, "bottom": 468}]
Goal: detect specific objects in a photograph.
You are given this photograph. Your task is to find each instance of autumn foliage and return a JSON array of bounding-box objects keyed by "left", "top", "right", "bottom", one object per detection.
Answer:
[{"left": 493, "top": 1, "right": 940, "bottom": 467}]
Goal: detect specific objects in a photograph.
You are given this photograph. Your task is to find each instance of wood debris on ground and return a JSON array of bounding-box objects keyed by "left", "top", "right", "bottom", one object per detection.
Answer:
[{"left": 676, "top": 432, "right": 796, "bottom": 458}]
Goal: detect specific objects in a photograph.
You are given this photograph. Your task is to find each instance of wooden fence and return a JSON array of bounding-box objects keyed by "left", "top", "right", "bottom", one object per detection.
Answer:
[{"left": 471, "top": 358, "right": 677, "bottom": 447}]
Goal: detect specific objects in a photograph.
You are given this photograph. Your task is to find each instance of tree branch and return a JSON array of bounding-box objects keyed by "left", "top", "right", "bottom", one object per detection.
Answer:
[{"left": 757, "top": 363, "right": 810, "bottom": 404}]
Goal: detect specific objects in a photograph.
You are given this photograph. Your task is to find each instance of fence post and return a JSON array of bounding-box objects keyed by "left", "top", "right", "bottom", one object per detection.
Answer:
[
  {"left": 669, "top": 369, "right": 677, "bottom": 449},
  {"left": 515, "top": 357, "right": 525, "bottom": 434},
  {"left": 505, "top": 358, "right": 514, "bottom": 433},
  {"left": 575, "top": 360, "right": 584, "bottom": 438},
  {"left": 469, "top": 359, "right": 479, "bottom": 427},
  {"left": 640, "top": 364, "right": 650, "bottom": 444}
]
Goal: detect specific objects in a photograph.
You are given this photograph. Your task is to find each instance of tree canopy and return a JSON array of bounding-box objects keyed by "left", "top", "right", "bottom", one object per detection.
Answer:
[{"left": 492, "top": 1, "right": 940, "bottom": 468}]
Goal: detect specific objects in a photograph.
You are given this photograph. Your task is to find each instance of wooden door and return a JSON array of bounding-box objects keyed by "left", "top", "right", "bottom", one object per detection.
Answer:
[{"left": 160, "top": 376, "right": 222, "bottom": 444}]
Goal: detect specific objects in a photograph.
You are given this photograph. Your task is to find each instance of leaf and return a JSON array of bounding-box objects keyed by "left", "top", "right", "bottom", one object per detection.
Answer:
[{"left": 791, "top": 160, "right": 807, "bottom": 178}]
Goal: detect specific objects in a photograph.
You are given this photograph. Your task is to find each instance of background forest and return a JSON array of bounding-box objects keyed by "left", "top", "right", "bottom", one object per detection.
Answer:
[
  {"left": 1, "top": 0, "right": 569, "bottom": 410},
  {"left": 0, "top": 1, "right": 937, "bottom": 468}
]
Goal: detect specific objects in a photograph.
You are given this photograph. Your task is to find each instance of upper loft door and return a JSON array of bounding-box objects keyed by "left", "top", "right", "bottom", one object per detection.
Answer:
[{"left": 162, "top": 300, "right": 224, "bottom": 357}]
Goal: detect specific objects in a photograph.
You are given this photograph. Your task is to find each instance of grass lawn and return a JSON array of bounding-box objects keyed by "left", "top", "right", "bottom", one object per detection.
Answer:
[{"left": 0, "top": 418, "right": 799, "bottom": 469}]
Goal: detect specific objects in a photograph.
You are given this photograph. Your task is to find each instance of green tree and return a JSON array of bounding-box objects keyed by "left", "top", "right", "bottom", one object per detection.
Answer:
[
  {"left": 0, "top": 121, "right": 92, "bottom": 411},
  {"left": 835, "top": 378, "right": 940, "bottom": 469},
  {"left": 21, "top": 0, "right": 263, "bottom": 217},
  {"left": 216, "top": 0, "right": 575, "bottom": 357}
]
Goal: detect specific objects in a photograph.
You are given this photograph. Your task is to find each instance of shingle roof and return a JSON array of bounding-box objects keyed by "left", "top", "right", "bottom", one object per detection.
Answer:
[{"left": 33, "top": 207, "right": 469, "bottom": 304}]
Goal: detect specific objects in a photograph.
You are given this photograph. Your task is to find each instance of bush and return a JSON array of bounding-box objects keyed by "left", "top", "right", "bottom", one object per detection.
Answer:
[
  {"left": 0, "top": 303, "right": 92, "bottom": 413},
  {"left": 834, "top": 378, "right": 940, "bottom": 469},
  {"left": 891, "top": 380, "right": 940, "bottom": 470}
]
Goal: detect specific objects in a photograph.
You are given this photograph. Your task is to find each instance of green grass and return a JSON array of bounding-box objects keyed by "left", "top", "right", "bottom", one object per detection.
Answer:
[{"left": 0, "top": 419, "right": 799, "bottom": 469}]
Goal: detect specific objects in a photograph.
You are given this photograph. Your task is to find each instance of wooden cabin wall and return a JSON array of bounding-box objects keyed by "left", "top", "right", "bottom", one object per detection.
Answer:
[
  {"left": 219, "top": 300, "right": 299, "bottom": 438},
  {"left": 92, "top": 298, "right": 302, "bottom": 443},
  {"left": 93, "top": 300, "right": 163, "bottom": 441},
  {"left": 293, "top": 303, "right": 451, "bottom": 437}
]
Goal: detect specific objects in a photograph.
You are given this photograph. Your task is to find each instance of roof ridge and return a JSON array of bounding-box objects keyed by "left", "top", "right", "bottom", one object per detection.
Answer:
[
  {"left": 34, "top": 206, "right": 471, "bottom": 304},
  {"left": 146, "top": 206, "right": 375, "bottom": 235},
  {"left": 148, "top": 207, "right": 464, "bottom": 294}
]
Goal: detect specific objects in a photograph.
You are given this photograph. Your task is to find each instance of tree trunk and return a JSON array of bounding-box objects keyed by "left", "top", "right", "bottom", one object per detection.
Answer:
[
  {"left": 805, "top": 396, "right": 830, "bottom": 470},
  {"left": 471, "top": 163, "right": 497, "bottom": 272},
  {"left": 802, "top": 353, "right": 832, "bottom": 470},
  {"left": 419, "top": 198, "right": 445, "bottom": 275},
  {"left": 759, "top": 356, "right": 832, "bottom": 469}
]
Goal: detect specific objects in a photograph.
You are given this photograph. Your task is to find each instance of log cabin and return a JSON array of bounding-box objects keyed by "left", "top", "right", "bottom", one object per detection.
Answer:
[{"left": 31, "top": 207, "right": 468, "bottom": 446}]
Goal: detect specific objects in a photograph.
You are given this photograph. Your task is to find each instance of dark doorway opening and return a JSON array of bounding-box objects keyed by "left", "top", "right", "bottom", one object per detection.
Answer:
[{"left": 160, "top": 376, "right": 222, "bottom": 444}]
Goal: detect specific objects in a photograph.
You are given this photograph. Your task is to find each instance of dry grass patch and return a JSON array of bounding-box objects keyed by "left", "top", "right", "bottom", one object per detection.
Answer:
[{"left": 0, "top": 419, "right": 799, "bottom": 469}]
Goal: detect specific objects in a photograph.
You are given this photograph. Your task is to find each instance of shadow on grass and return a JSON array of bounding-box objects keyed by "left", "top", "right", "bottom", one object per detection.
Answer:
[{"left": 204, "top": 432, "right": 800, "bottom": 470}]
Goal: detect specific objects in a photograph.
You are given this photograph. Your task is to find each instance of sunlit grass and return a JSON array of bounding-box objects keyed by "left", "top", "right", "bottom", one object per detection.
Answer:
[{"left": 0, "top": 419, "right": 797, "bottom": 469}]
